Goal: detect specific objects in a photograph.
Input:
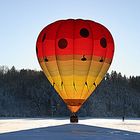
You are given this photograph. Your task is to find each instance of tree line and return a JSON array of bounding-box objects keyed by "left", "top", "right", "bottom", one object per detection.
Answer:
[{"left": 0, "top": 66, "right": 140, "bottom": 117}]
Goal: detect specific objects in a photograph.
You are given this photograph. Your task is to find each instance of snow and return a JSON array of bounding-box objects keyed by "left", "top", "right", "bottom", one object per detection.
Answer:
[{"left": 0, "top": 118, "right": 140, "bottom": 140}]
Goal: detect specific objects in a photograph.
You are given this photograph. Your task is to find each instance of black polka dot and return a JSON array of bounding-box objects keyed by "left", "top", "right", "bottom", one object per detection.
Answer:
[
  {"left": 58, "top": 38, "right": 68, "bottom": 49},
  {"left": 93, "top": 82, "right": 96, "bottom": 87},
  {"left": 81, "top": 55, "right": 87, "bottom": 61},
  {"left": 44, "top": 57, "right": 48, "bottom": 62},
  {"left": 80, "top": 28, "right": 89, "bottom": 38},
  {"left": 53, "top": 82, "right": 55, "bottom": 86},
  {"left": 36, "top": 47, "right": 38, "bottom": 55},
  {"left": 99, "top": 57, "right": 104, "bottom": 62},
  {"left": 100, "top": 37, "right": 107, "bottom": 48},
  {"left": 100, "top": 59, "right": 103, "bottom": 62},
  {"left": 42, "top": 33, "right": 46, "bottom": 42}
]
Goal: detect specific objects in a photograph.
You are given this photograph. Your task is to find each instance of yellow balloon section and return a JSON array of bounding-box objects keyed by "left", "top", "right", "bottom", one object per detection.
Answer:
[{"left": 36, "top": 19, "right": 114, "bottom": 113}]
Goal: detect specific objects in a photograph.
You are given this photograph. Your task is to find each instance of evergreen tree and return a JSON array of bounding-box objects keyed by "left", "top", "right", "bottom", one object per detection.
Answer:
[{"left": 0, "top": 66, "right": 140, "bottom": 117}]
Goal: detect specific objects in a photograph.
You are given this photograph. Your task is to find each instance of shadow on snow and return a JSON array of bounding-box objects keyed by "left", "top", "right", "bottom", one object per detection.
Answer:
[{"left": 0, "top": 124, "right": 140, "bottom": 140}]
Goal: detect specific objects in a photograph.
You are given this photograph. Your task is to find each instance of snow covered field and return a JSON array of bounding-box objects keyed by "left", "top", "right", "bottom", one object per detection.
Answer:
[{"left": 0, "top": 118, "right": 140, "bottom": 140}]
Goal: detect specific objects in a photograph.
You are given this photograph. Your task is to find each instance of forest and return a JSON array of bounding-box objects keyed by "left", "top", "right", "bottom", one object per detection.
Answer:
[{"left": 0, "top": 65, "right": 140, "bottom": 118}]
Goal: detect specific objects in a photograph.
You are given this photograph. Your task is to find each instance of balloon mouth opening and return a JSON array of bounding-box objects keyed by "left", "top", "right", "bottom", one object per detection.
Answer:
[
  {"left": 67, "top": 105, "right": 81, "bottom": 113},
  {"left": 64, "top": 99, "right": 85, "bottom": 113}
]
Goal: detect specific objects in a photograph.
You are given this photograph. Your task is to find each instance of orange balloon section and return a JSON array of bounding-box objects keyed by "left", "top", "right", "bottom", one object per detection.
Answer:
[{"left": 36, "top": 19, "right": 114, "bottom": 113}]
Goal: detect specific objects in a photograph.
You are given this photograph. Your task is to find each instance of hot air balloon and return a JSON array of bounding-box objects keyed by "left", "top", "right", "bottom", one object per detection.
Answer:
[{"left": 36, "top": 19, "right": 114, "bottom": 122}]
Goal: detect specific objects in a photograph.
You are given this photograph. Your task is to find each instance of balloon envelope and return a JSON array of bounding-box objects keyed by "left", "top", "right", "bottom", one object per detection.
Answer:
[{"left": 36, "top": 19, "right": 114, "bottom": 113}]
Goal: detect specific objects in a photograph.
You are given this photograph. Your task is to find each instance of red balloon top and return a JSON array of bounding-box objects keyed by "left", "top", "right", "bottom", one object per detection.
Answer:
[{"left": 36, "top": 19, "right": 114, "bottom": 61}]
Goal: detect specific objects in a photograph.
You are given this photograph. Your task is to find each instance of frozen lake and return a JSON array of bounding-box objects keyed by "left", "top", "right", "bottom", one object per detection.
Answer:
[{"left": 0, "top": 118, "right": 140, "bottom": 140}]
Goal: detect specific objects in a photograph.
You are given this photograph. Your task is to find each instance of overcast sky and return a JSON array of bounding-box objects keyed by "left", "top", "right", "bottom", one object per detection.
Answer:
[{"left": 0, "top": 0, "right": 140, "bottom": 76}]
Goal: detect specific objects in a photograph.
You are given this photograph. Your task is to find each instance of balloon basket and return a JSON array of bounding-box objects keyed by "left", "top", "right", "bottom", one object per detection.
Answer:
[{"left": 70, "top": 113, "right": 78, "bottom": 123}]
